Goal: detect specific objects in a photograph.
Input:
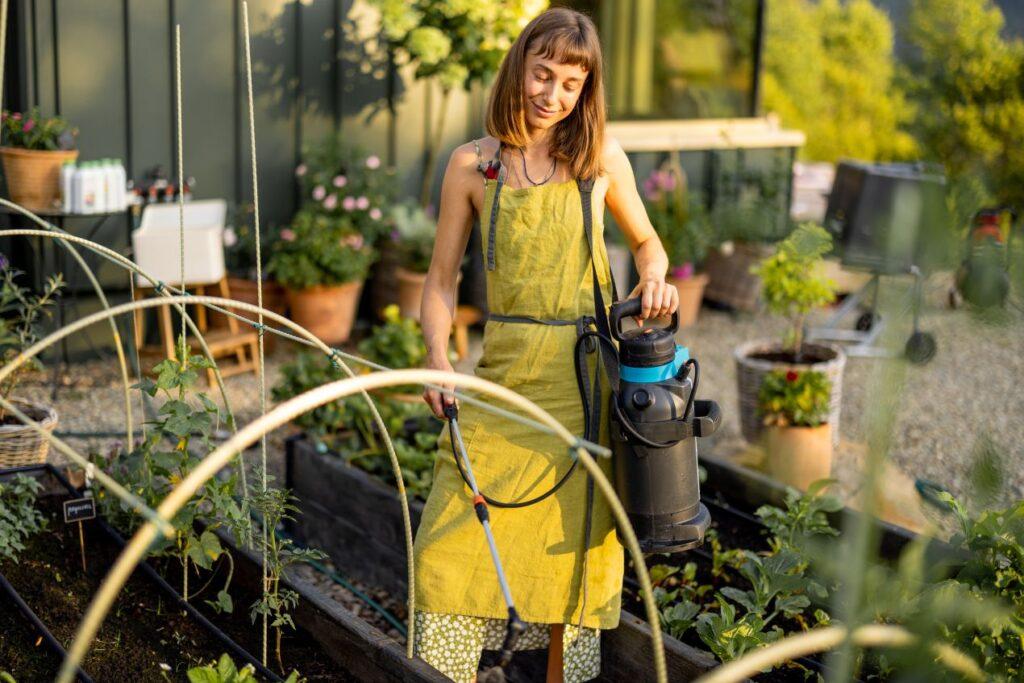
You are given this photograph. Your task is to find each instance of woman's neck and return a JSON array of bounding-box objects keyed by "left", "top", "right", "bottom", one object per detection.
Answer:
[{"left": 522, "top": 126, "right": 555, "bottom": 155}]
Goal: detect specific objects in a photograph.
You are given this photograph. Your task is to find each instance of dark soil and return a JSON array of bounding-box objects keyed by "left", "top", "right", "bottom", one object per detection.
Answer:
[
  {"left": 748, "top": 343, "right": 838, "bottom": 365},
  {"left": 0, "top": 587, "right": 63, "bottom": 681},
  {"left": 0, "top": 496, "right": 228, "bottom": 682},
  {"left": 156, "top": 555, "right": 349, "bottom": 682}
]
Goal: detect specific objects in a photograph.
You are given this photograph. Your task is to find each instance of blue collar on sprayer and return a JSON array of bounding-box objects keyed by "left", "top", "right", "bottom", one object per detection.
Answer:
[{"left": 619, "top": 345, "right": 690, "bottom": 383}]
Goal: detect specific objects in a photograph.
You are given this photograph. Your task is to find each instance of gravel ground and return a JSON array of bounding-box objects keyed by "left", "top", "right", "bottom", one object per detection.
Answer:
[{"left": 19, "top": 268, "right": 1023, "bottom": 519}]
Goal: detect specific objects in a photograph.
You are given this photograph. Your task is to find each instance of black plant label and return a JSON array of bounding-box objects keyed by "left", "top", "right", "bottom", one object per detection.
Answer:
[{"left": 63, "top": 497, "right": 96, "bottom": 523}]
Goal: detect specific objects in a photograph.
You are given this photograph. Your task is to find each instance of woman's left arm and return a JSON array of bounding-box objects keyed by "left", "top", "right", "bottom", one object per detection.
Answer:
[{"left": 603, "top": 138, "right": 678, "bottom": 322}]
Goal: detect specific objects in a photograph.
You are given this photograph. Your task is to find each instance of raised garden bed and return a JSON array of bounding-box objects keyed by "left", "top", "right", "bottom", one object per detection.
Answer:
[
  {"left": 0, "top": 463, "right": 447, "bottom": 683},
  {"left": 286, "top": 434, "right": 928, "bottom": 681}
]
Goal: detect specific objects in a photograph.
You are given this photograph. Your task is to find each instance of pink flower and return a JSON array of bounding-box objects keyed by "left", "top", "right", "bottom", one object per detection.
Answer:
[
  {"left": 365, "top": 155, "right": 381, "bottom": 169},
  {"left": 280, "top": 228, "right": 296, "bottom": 242},
  {"left": 11, "top": 112, "right": 21, "bottom": 121},
  {"left": 341, "top": 234, "right": 365, "bottom": 250},
  {"left": 294, "top": 164, "right": 307, "bottom": 177},
  {"left": 22, "top": 119, "right": 35, "bottom": 133},
  {"left": 655, "top": 170, "right": 677, "bottom": 192},
  {"left": 356, "top": 196, "right": 369, "bottom": 210},
  {"left": 332, "top": 174, "right": 347, "bottom": 188},
  {"left": 342, "top": 196, "right": 357, "bottom": 211},
  {"left": 369, "top": 207, "right": 382, "bottom": 221},
  {"left": 323, "top": 194, "right": 338, "bottom": 210},
  {"left": 312, "top": 185, "right": 326, "bottom": 201},
  {"left": 671, "top": 262, "right": 695, "bottom": 280}
]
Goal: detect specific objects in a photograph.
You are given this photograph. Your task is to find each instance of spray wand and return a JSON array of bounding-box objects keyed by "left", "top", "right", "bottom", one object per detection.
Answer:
[{"left": 444, "top": 402, "right": 526, "bottom": 682}]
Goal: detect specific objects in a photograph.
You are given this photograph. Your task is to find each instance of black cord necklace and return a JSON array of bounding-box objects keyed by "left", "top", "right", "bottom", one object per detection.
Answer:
[{"left": 519, "top": 147, "right": 557, "bottom": 186}]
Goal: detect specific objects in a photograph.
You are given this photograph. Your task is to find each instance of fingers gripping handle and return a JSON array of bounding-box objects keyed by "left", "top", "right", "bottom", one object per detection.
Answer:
[{"left": 608, "top": 297, "right": 679, "bottom": 341}]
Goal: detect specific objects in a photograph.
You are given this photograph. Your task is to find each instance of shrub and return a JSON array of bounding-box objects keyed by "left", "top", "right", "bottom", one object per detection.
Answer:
[
  {"left": 0, "top": 474, "right": 46, "bottom": 563},
  {"left": 388, "top": 201, "right": 436, "bottom": 273},
  {"left": 267, "top": 209, "right": 377, "bottom": 290},
  {"left": 357, "top": 304, "right": 428, "bottom": 369},
  {"left": 757, "top": 369, "right": 832, "bottom": 428},
  {"left": 751, "top": 222, "right": 837, "bottom": 354},
  {"left": 642, "top": 164, "right": 713, "bottom": 274},
  {"left": 1, "top": 108, "right": 77, "bottom": 151}
]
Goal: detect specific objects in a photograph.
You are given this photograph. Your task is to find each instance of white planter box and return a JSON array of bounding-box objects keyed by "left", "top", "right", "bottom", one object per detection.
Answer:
[{"left": 132, "top": 199, "right": 227, "bottom": 285}]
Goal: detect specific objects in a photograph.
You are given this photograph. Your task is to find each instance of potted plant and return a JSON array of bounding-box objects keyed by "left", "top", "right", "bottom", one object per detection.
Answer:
[
  {"left": 0, "top": 260, "right": 63, "bottom": 467},
  {"left": 734, "top": 223, "right": 845, "bottom": 446},
  {"left": 757, "top": 368, "right": 833, "bottom": 489},
  {"left": 0, "top": 108, "right": 78, "bottom": 211},
  {"left": 389, "top": 201, "right": 445, "bottom": 321},
  {"left": 295, "top": 139, "right": 395, "bottom": 317},
  {"left": 643, "top": 163, "right": 713, "bottom": 327},
  {"left": 267, "top": 209, "right": 377, "bottom": 344}
]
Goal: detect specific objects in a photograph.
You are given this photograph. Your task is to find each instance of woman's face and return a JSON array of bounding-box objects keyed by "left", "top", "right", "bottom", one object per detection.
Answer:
[{"left": 522, "top": 49, "right": 588, "bottom": 133}]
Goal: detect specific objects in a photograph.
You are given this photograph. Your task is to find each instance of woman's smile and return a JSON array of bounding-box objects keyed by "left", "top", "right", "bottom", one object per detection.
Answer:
[{"left": 531, "top": 100, "right": 560, "bottom": 118}]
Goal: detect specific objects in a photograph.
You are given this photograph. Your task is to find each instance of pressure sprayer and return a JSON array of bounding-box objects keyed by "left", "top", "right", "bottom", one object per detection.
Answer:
[{"left": 604, "top": 297, "right": 719, "bottom": 553}]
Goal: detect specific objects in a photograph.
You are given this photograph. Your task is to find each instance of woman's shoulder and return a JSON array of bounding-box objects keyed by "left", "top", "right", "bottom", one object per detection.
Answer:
[
  {"left": 450, "top": 136, "right": 500, "bottom": 168},
  {"left": 600, "top": 135, "right": 627, "bottom": 170}
]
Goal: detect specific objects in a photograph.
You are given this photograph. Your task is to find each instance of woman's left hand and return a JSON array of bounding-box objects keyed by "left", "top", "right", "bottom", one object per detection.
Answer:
[{"left": 628, "top": 278, "right": 678, "bottom": 325}]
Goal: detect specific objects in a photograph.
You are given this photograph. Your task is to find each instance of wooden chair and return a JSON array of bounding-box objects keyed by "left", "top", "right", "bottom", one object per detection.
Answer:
[{"left": 133, "top": 276, "right": 260, "bottom": 386}]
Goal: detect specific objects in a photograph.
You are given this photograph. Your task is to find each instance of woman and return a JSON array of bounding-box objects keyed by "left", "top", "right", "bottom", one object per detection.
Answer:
[{"left": 414, "top": 8, "right": 679, "bottom": 682}]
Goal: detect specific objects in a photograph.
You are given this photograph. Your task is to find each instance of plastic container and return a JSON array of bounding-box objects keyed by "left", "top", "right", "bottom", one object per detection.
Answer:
[
  {"left": 131, "top": 199, "right": 227, "bottom": 285},
  {"left": 60, "top": 161, "right": 76, "bottom": 212}
]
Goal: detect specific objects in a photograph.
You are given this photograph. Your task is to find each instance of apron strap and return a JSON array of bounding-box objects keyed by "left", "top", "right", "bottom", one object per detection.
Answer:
[{"left": 486, "top": 144, "right": 506, "bottom": 271}]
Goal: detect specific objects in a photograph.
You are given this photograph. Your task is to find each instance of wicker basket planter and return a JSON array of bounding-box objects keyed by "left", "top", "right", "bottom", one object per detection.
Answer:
[
  {"left": 703, "top": 242, "right": 773, "bottom": 312},
  {"left": 0, "top": 147, "right": 78, "bottom": 211},
  {"left": 734, "top": 340, "right": 846, "bottom": 446},
  {"left": 0, "top": 399, "right": 58, "bottom": 467}
]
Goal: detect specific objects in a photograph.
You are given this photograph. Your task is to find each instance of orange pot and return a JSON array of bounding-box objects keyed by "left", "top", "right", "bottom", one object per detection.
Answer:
[
  {"left": 396, "top": 267, "right": 460, "bottom": 322},
  {"left": 286, "top": 281, "right": 363, "bottom": 345},
  {"left": 667, "top": 271, "right": 709, "bottom": 328},
  {"left": 210, "top": 277, "right": 288, "bottom": 352},
  {"left": 763, "top": 423, "right": 833, "bottom": 491},
  {"left": 0, "top": 147, "right": 79, "bottom": 211}
]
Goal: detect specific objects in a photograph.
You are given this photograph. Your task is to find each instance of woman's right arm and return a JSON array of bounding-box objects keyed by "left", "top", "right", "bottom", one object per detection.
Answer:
[{"left": 421, "top": 143, "right": 479, "bottom": 418}]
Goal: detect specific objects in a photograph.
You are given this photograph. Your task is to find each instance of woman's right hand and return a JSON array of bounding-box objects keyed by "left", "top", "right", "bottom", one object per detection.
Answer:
[{"left": 423, "top": 353, "right": 458, "bottom": 419}]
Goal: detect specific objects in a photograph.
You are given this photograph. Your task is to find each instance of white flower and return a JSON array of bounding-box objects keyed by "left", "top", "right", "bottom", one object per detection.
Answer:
[
  {"left": 365, "top": 156, "right": 381, "bottom": 170},
  {"left": 222, "top": 227, "right": 238, "bottom": 247},
  {"left": 719, "top": 240, "right": 735, "bottom": 257},
  {"left": 369, "top": 207, "right": 382, "bottom": 220},
  {"left": 294, "top": 163, "right": 307, "bottom": 177}
]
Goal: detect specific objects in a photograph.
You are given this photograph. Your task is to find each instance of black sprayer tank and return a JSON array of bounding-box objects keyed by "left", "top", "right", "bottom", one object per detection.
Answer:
[{"left": 607, "top": 299, "right": 720, "bottom": 554}]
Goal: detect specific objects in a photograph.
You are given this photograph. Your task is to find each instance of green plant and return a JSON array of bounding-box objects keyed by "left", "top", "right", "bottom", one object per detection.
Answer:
[
  {"left": 751, "top": 222, "right": 837, "bottom": 354},
  {"left": 295, "top": 137, "right": 394, "bottom": 243},
  {"left": 762, "top": 0, "right": 917, "bottom": 163},
  {"left": 757, "top": 369, "right": 832, "bottom": 428},
  {"left": 266, "top": 209, "right": 377, "bottom": 290},
  {"left": 272, "top": 351, "right": 356, "bottom": 440},
  {"left": 389, "top": 201, "right": 436, "bottom": 273},
  {"left": 695, "top": 597, "right": 783, "bottom": 663},
  {"left": 642, "top": 165, "right": 713, "bottom": 273},
  {"left": 357, "top": 304, "right": 428, "bottom": 369},
  {"left": 0, "top": 474, "right": 46, "bottom": 563},
  {"left": 365, "top": 0, "right": 548, "bottom": 204},
  {"left": 934, "top": 493, "right": 1024, "bottom": 678},
  {"left": 756, "top": 479, "right": 841, "bottom": 556},
  {"left": 221, "top": 202, "right": 276, "bottom": 279},
  {"left": 186, "top": 653, "right": 299, "bottom": 683},
  {"left": 0, "top": 262, "right": 64, "bottom": 416},
  {"left": 1, "top": 108, "right": 77, "bottom": 150},
  {"left": 99, "top": 338, "right": 250, "bottom": 609},
  {"left": 247, "top": 470, "right": 325, "bottom": 674}
]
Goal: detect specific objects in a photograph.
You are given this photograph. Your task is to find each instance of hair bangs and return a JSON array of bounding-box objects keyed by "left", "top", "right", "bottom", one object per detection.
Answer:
[{"left": 529, "top": 28, "right": 596, "bottom": 73}]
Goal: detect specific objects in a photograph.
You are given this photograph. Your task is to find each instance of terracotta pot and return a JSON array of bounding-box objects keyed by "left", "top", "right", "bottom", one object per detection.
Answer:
[
  {"left": 734, "top": 340, "right": 846, "bottom": 446},
  {"left": 286, "top": 281, "right": 364, "bottom": 345},
  {"left": 763, "top": 423, "right": 833, "bottom": 490},
  {"left": 396, "top": 267, "right": 460, "bottom": 322},
  {"left": 0, "top": 147, "right": 79, "bottom": 211},
  {"left": 210, "top": 277, "right": 288, "bottom": 352},
  {"left": 666, "top": 271, "right": 709, "bottom": 328}
]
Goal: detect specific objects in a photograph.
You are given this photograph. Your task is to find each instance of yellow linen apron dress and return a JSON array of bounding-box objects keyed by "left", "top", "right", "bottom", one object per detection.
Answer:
[{"left": 412, "top": 142, "right": 623, "bottom": 682}]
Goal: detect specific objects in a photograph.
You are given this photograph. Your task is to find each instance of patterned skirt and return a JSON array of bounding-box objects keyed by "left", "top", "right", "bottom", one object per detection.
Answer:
[{"left": 413, "top": 610, "right": 601, "bottom": 682}]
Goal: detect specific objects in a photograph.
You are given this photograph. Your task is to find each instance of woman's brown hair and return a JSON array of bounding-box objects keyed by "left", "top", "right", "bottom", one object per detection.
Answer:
[{"left": 486, "top": 8, "right": 605, "bottom": 181}]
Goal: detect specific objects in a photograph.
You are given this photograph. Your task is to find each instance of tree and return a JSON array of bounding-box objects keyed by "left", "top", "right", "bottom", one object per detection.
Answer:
[
  {"left": 762, "top": 0, "right": 917, "bottom": 162},
  {"left": 903, "top": 0, "right": 1024, "bottom": 207}
]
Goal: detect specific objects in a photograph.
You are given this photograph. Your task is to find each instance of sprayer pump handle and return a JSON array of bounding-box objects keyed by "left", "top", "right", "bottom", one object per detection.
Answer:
[{"left": 608, "top": 297, "right": 679, "bottom": 341}]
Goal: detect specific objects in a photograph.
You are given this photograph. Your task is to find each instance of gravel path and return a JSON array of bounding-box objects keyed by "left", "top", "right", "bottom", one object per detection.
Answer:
[{"left": 19, "top": 268, "right": 1023, "bottom": 519}]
